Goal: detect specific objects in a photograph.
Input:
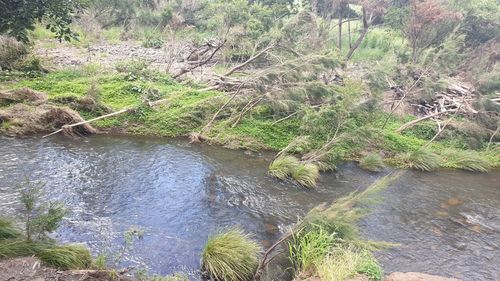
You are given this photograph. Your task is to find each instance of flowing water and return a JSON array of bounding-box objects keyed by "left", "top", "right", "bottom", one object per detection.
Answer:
[{"left": 0, "top": 135, "right": 498, "bottom": 280}]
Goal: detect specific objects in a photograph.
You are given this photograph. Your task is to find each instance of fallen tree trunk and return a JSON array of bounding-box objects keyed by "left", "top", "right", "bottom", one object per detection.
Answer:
[
  {"left": 396, "top": 110, "right": 453, "bottom": 133},
  {"left": 42, "top": 107, "right": 133, "bottom": 138}
]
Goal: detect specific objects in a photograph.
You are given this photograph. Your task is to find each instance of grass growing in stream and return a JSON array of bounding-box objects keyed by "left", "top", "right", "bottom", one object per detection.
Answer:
[{"left": 202, "top": 228, "right": 260, "bottom": 281}]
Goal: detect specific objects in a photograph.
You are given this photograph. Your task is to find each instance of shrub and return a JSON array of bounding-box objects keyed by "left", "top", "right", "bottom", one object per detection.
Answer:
[
  {"left": 0, "top": 36, "right": 29, "bottom": 70},
  {"left": 401, "top": 149, "right": 441, "bottom": 171},
  {"left": 291, "top": 163, "right": 320, "bottom": 188},
  {"left": 0, "top": 218, "right": 21, "bottom": 240},
  {"left": 202, "top": 228, "right": 260, "bottom": 281},
  {"left": 444, "top": 150, "right": 491, "bottom": 172},
  {"left": 359, "top": 153, "right": 385, "bottom": 172},
  {"left": 37, "top": 244, "right": 92, "bottom": 270},
  {"left": 268, "top": 156, "right": 300, "bottom": 180},
  {"left": 288, "top": 226, "right": 334, "bottom": 273}
]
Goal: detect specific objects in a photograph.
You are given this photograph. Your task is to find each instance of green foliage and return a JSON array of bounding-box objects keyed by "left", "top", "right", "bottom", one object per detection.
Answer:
[
  {"left": 142, "top": 33, "right": 164, "bottom": 49},
  {"left": 38, "top": 244, "right": 92, "bottom": 270},
  {"left": 0, "top": 0, "right": 84, "bottom": 42},
  {"left": 317, "top": 246, "right": 381, "bottom": 281},
  {"left": 443, "top": 150, "right": 491, "bottom": 172},
  {"left": 291, "top": 163, "right": 319, "bottom": 188},
  {"left": 357, "top": 251, "right": 383, "bottom": 281},
  {"left": 288, "top": 225, "right": 334, "bottom": 273},
  {"left": 400, "top": 149, "right": 442, "bottom": 171},
  {"left": 0, "top": 240, "right": 49, "bottom": 259},
  {"left": 269, "top": 156, "right": 300, "bottom": 180},
  {"left": 202, "top": 228, "right": 260, "bottom": 281},
  {"left": 359, "top": 153, "right": 385, "bottom": 172},
  {"left": 18, "top": 178, "right": 67, "bottom": 242},
  {"left": 0, "top": 218, "right": 21, "bottom": 240}
]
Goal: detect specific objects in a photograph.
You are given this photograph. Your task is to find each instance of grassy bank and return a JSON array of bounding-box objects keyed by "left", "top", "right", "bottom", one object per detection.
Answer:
[{"left": 1, "top": 66, "right": 498, "bottom": 174}]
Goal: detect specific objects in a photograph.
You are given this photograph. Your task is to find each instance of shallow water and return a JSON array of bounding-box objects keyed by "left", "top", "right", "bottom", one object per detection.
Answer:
[{"left": 0, "top": 135, "right": 498, "bottom": 280}]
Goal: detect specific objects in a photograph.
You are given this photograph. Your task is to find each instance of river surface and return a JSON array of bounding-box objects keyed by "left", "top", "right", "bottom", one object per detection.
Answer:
[{"left": 0, "top": 135, "right": 498, "bottom": 280}]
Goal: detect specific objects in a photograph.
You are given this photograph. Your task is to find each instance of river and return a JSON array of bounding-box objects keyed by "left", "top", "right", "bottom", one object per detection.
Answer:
[{"left": 0, "top": 135, "right": 498, "bottom": 280}]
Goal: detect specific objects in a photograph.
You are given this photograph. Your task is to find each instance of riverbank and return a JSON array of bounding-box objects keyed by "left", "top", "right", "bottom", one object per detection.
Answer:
[{"left": 1, "top": 67, "right": 497, "bottom": 176}]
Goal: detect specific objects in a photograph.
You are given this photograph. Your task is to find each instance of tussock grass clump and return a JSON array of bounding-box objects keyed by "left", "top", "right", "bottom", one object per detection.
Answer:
[
  {"left": 444, "top": 150, "right": 491, "bottom": 172},
  {"left": 202, "top": 228, "right": 260, "bottom": 281},
  {"left": 291, "top": 163, "right": 319, "bottom": 188},
  {"left": 316, "top": 246, "right": 363, "bottom": 281},
  {"left": 269, "top": 156, "right": 300, "bottom": 180},
  {"left": 359, "top": 153, "right": 385, "bottom": 172},
  {"left": 401, "top": 149, "right": 441, "bottom": 171},
  {"left": 0, "top": 240, "right": 48, "bottom": 259},
  {"left": 0, "top": 218, "right": 21, "bottom": 240},
  {"left": 288, "top": 226, "right": 334, "bottom": 273},
  {"left": 317, "top": 246, "right": 382, "bottom": 281},
  {"left": 37, "top": 244, "right": 92, "bottom": 270},
  {"left": 269, "top": 156, "right": 320, "bottom": 188}
]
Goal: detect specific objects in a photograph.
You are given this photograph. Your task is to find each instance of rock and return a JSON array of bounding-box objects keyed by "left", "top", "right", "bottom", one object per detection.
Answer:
[{"left": 385, "top": 272, "right": 462, "bottom": 281}]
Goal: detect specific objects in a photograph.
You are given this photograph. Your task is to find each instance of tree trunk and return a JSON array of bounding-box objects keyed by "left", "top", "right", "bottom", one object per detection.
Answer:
[
  {"left": 347, "top": 4, "right": 352, "bottom": 48},
  {"left": 346, "top": 7, "right": 368, "bottom": 60},
  {"left": 338, "top": 5, "right": 343, "bottom": 50}
]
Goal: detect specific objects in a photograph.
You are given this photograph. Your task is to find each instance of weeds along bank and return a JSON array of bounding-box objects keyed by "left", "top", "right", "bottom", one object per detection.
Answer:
[{"left": 0, "top": 64, "right": 497, "bottom": 185}]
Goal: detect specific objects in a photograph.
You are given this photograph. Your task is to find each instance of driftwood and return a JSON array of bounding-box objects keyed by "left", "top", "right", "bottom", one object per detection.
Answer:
[
  {"left": 42, "top": 107, "right": 133, "bottom": 138},
  {"left": 173, "top": 40, "right": 226, "bottom": 79}
]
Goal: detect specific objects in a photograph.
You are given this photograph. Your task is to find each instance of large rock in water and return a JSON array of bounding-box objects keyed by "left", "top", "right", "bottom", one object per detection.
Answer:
[{"left": 385, "top": 272, "right": 462, "bottom": 281}]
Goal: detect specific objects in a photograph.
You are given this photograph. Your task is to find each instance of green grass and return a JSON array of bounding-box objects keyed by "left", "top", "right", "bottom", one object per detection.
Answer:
[
  {"left": 288, "top": 225, "right": 335, "bottom": 274},
  {"left": 37, "top": 244, "right": 92, "bottom": 270},
  {"left": 359, "top": 153, "right": 385, "bottom": 172},
  {"left": 0, "top": 218, "right": 21, "bottom": 240},
  {"left": 291, "top": 163, "right": 320, "bottom": 188},
  {"left": 4, "top": 68, "right": 498, "bottom": 172},
  {"left": 317, "top": 246, "right": 381, "bottom": 281},
  {"left": 202, "top": 228, "right": 260, "bottom": 281},
  {"left": 443, "top": 150, "right": 492, "bottom": 172},
  {"left": 400, "top": 149, "right": 442, "bottom": 171},
  {"left": 269, "top": 156, "right": 300, "bottom": 180},
  {"left": 0, "top": 240, "right": 49, "bottom": 259}
]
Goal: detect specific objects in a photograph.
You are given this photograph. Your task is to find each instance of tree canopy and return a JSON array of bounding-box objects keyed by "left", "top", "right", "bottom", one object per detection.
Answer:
[{"left": 0, "top": 0, "right": 85, "bottom": 42}]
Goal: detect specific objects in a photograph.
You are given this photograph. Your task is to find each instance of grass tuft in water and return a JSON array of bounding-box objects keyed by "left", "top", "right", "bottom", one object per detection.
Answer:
[
  {"left": 317, "top": 246, "right": 382, "bottom": 281},
  {"left": 291, "top": 163, "right": 320, "bottom": 188},
  {"left": 202, "top": 228, "right": 260, "bottom": 281},
  {"left": 400, "top": 149, "right": 441, "bottom": 171},
  {"left": 268, "top": 156, "right": 300, "bottom": 180},
  {"left": 359, "top": 153, "right": 385, "bottom": 172},
  {"left": 444, "top": 150, "right": 491, "bottom": 172},
  {"left": 37, "top": 244, "right": 93, "bottom": 270}
]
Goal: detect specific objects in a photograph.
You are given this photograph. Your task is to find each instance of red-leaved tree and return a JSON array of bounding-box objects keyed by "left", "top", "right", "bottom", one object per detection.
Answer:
[{"left": 407, "top": 0, "right": 462, "bottom": 62}]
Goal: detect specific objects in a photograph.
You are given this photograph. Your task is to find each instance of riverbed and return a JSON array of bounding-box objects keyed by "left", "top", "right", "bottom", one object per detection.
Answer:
[{"left": 0, "top": 135, "right": 498, "bottom": 280}]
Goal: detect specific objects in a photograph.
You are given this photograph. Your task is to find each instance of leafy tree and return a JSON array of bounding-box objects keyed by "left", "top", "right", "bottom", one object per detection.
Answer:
[
  {"left": 0, "top": 0, "right": 85, "bottom": 42},
  {"left": 386, "top": 0, "right": 462, "bottom": 62}
]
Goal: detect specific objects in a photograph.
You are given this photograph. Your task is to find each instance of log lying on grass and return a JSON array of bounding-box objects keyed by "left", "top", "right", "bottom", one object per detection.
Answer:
[{"left": 0, "top": 104, "right": 97, "bottom": 137}]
